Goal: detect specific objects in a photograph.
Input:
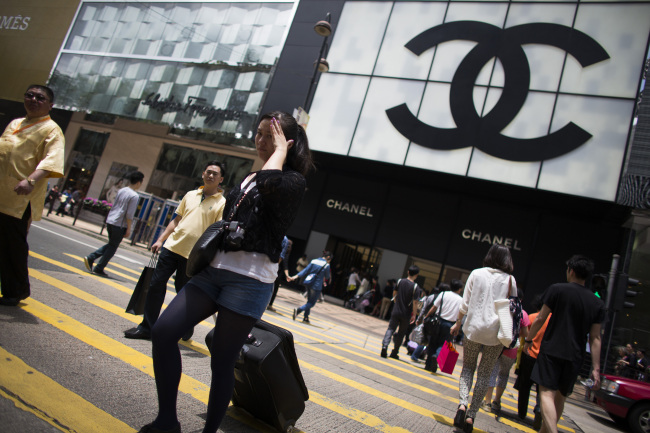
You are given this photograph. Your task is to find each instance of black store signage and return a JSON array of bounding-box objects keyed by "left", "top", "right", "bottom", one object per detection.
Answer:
[
  {"left": 312, "top": 174, "right": 386, "bottom": 245},
  {"left": 446, "top": 199, "right": 537, "bottom": 278}
]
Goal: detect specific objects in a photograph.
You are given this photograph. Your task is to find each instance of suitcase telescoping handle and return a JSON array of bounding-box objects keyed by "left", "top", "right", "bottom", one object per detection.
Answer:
[{"left": 246, "top": 333, "right": 262, "bottom": 347}]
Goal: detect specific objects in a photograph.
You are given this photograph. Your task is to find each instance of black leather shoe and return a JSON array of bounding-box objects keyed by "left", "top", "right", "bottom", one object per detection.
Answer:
[
  {"left": 124, "top": 327, "right": 151, "bottom": 340},
  {"left": 93, "top": 269, "right": 108, "bottom": 277},
  {"left": 181, "top": 328, "right": 194, "bottom": 341},
  {"left": 0, "top": 297, "right": 20, "bottom": 306},
  {"left": 389, "top": 350, "right": 399, "bottom": 360},
  {"left": 380, "top": 348, "right": 387, "bottom": 358},
  {"left": 138, "top": 422, "right": 181, "bottom": 433}
]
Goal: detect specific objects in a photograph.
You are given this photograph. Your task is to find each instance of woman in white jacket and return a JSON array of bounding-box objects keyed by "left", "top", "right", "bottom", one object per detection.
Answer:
[{"left": 450, "top": 243, "right": 515, "bottom": 433}]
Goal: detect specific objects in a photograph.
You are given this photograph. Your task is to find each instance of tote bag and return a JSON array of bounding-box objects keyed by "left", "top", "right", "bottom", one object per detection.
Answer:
[{"left": 126, "top": 253, "right": 157, "bottom": 315}]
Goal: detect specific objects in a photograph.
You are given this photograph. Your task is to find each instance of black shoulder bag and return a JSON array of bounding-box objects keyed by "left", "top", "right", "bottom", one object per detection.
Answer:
[
  {"left": 423, "top": 292, "right": 445, "bottom": 338},
  {"left": 186, "top": 179, "right": 254, "bottom": 277}
]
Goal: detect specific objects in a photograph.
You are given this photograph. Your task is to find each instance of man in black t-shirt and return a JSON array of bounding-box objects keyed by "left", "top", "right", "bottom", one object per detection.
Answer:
[
  {"left": 380, "top": 266, "right": 422, "bottom": 360},
  {"left": 525, "top": 255, "right": 606, "bottom": 433}
]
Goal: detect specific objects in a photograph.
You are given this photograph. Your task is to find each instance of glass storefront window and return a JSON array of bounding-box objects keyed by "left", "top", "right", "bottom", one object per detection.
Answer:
[
  {"left": 148, "top": 142, "right": 253, "bottom": 199},
  {"left": 50, "top": 1, "right": 293, "bottom": 148},
  {"left": 63, "top": 128, "right": 110, "bottom": 196}
]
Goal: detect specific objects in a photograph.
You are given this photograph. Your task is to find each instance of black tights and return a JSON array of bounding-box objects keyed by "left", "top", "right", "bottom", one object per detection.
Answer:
[{"left": 150, "top": 283, "right": 256, "bottom": 433}]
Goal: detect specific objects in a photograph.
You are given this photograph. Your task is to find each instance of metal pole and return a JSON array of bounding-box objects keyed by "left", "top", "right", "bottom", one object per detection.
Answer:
[
  {"left": 605, "top": 254, "right": 619, "bottom": 311},
  {"left": 304, "top": 37, "right": 329, "bottom": 111},
  {"left": 603, "top": 254, "right": 620, "bottom": 375}
]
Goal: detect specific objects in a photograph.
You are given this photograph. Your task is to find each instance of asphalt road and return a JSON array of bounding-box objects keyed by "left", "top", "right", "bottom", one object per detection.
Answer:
[{"left": 0, "top": 218, "right": 627, "bottom": 433}]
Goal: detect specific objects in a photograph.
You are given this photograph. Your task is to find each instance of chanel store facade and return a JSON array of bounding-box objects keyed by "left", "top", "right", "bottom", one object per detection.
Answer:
[{"left": 261, "top": 0, "right": 650, "bottom": 308}]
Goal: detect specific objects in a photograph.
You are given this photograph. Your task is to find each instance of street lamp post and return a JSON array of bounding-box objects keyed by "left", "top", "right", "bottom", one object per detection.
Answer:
[{"left": 304, "top": 13, "right": 332, "bottom": 112}]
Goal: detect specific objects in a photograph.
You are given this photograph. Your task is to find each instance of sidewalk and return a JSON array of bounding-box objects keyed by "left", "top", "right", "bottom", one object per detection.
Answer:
[{"left": 40, "top": 209, "right": 153, "bottom": 256}]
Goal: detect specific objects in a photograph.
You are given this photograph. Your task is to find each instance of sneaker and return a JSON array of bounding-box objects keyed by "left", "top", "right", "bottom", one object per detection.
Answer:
[
  {"left": 491, "top": 400, "right": 501, "bottom": 413},
  {"left": 302, "top": 317, "right": 310, "bottom": 324},
  {"left": 380, "top": 347, "right": 388, "bottom": 358},
  {"left": 93, "top": 268, "right": 108, "bottom": 277},
  {"left": 292, "top": 309, "right": 297, "bottom": 321},
  {"left": 480, "top": 401, "right": 491, "bottom": 411},
  {"left": 389, "top": 350, "right": 399, "bottom": 360},
  {"left": 266, "top": 305, "right": 276, "bottom": 312},
  {"left": 83, "top": 256, "right": 93, "bottom": 272}
]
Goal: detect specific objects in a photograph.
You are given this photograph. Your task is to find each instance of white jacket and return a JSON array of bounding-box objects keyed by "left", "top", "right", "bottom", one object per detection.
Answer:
[{"left": 460, "top": 267, "right": 515, "bottom": 346}]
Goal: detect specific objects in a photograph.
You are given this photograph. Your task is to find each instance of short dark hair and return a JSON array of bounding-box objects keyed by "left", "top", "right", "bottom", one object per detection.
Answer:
[
  {"left": 407, "top": 265, "right": 420, "bottom": 277},
  {"left": 128, "top": 171, "right": 144, "bottom": 184},
  {"left": 26, "top": 84, "right": 54, "bottom": 103},
  {"left": 438, "top": 283, "right": 451, "bottom": 292},
  {"left": 322, "top": 250, "right": 332, "bottom": 259},
  {"left": 483, "top": 244, "right": 514, "bottom": 274},
  {"left": 204, "top": 160, "right": 225, "bottom": 178},
  {"left": 566, "top": 255, "right": 594, "bottom": 281},
  {"left": 450, "top": 279, "right": 463, "bottom": 292}
]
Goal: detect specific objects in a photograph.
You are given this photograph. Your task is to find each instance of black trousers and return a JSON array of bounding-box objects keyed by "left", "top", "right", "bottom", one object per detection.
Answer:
[
  {"left": 139, "top": 247, "right": 189, "bottom": 332},
  {"left": 268, "top": 264, "right": 285, "bottom": 307},
  {"left": 517, "top": 351, "right": 538, "bottom": 418},
  {"left": 0, "top": 204, "right": 32, "bottom": 299}
]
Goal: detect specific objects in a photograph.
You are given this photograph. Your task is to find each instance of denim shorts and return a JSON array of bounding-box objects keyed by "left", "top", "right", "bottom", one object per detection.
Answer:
[{"left": 191, "top": 267, "right": 273, "bottom": 319}]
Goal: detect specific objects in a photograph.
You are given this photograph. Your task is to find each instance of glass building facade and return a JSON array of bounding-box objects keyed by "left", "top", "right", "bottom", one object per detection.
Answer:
[{"left": 50, "top": 1, "right": 294, "bottom": 148}]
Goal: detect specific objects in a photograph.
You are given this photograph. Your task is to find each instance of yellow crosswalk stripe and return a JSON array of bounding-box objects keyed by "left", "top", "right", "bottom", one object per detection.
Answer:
[
  {"left": 0, "top": 345, "right": 136, "bottom": 433},
  {"left": 64, "top": 253, "right": 176, "bottom": 290}
]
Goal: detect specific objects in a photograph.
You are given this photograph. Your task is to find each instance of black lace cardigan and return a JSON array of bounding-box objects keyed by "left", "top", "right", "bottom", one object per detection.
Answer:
[{"left": 219, "top": 167, "right": 306, "bottom": 263}]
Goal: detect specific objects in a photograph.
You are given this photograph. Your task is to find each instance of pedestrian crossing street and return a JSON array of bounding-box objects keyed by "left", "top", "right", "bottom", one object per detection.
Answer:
[{"left": 0, "top": 250, "right": 577, "bottom": 433}]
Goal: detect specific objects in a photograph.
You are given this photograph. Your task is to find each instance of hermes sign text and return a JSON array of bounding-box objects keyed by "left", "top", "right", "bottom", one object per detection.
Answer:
[{"left": 1, "top": 15, "right": 30, "bottom": 31}]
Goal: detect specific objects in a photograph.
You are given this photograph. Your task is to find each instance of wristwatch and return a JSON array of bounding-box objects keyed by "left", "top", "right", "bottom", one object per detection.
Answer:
[
  {"left": 525, "top": 340, "right": 533, "bottom": 344},
  {"left": 26, "top": 178, "right": 36, "bottom": 186}
]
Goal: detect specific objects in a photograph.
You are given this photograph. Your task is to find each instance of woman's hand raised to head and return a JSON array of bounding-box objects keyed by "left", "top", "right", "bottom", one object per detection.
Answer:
[
  {"left": 258, "top": 116, "right": 294, "bottom": 171},
  {"left": 271, "top": 117, "right": 294, "bottom": 154}
]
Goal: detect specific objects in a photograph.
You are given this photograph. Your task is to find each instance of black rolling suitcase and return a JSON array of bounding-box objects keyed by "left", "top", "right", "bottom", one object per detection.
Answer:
[{"left": 205, "top": 320, "right": 309, "bottom": 432}]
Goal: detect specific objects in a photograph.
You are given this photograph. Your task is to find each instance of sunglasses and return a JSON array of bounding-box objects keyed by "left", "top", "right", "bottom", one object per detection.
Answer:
[{"left": 24, "top": 92, "right": 49, "bottom": 103}]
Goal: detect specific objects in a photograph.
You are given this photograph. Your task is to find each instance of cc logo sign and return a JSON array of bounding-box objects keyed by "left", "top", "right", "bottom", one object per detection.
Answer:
[{"left": 386, "top": 22, "right": 610, "bottom": 162}]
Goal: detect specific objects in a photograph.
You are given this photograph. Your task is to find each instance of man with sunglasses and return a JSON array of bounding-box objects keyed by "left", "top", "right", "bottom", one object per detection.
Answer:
[
  {"left": 0, "top": 85, "right": 65, "bottom": 306},
  {"left": 124, "top": 161, "right": 226, "bottom": 340}
]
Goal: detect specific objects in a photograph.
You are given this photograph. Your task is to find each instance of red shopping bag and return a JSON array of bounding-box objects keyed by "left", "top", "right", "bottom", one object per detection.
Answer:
[{"left": 437, "top": 341, "right": 459, "bottom": 374}]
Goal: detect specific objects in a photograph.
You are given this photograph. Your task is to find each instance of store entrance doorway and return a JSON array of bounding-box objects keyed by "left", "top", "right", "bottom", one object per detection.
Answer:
[{"left": 325, "top": 237, "right": 382, "bottom": 299}]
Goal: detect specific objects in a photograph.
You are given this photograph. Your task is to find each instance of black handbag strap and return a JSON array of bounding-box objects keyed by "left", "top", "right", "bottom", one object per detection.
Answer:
[
  {"left": 313, "top": 264, "right": 326, "bottom": 278},
  {"left": 434, "top": 291, "right": 445, "bottom": 319}
]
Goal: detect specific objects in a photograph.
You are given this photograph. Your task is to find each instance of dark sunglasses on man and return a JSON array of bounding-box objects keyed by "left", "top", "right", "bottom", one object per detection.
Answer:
[{"left": 24, "top": 92, "right": 49, "bottom": 103}]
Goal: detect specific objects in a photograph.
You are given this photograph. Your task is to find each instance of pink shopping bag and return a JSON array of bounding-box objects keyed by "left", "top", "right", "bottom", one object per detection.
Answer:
[{"left": 437, "top": 341, "right": 459, "bottom": 374}]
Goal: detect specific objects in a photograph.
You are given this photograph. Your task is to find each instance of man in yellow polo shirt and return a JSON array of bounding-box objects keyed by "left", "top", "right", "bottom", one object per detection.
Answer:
[
  {"left": 124, "top": 161, "right": 226, "bottom": 340},
  {"left": 0, "top": 85, "right": 65, "bottom": 306}
]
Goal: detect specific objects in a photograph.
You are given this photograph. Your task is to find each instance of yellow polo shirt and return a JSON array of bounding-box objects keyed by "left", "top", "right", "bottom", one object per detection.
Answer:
[
  {"left": 0, "top": 115, "right": 65, "bottom": 220},
  {"left": 164, "top": 187, "right": 226, "bottom": 258}
]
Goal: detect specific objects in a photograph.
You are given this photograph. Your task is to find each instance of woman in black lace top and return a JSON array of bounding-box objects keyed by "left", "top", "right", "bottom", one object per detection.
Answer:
[{"left": 140, "top": 111, "right": 313, "bottom": 433}]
